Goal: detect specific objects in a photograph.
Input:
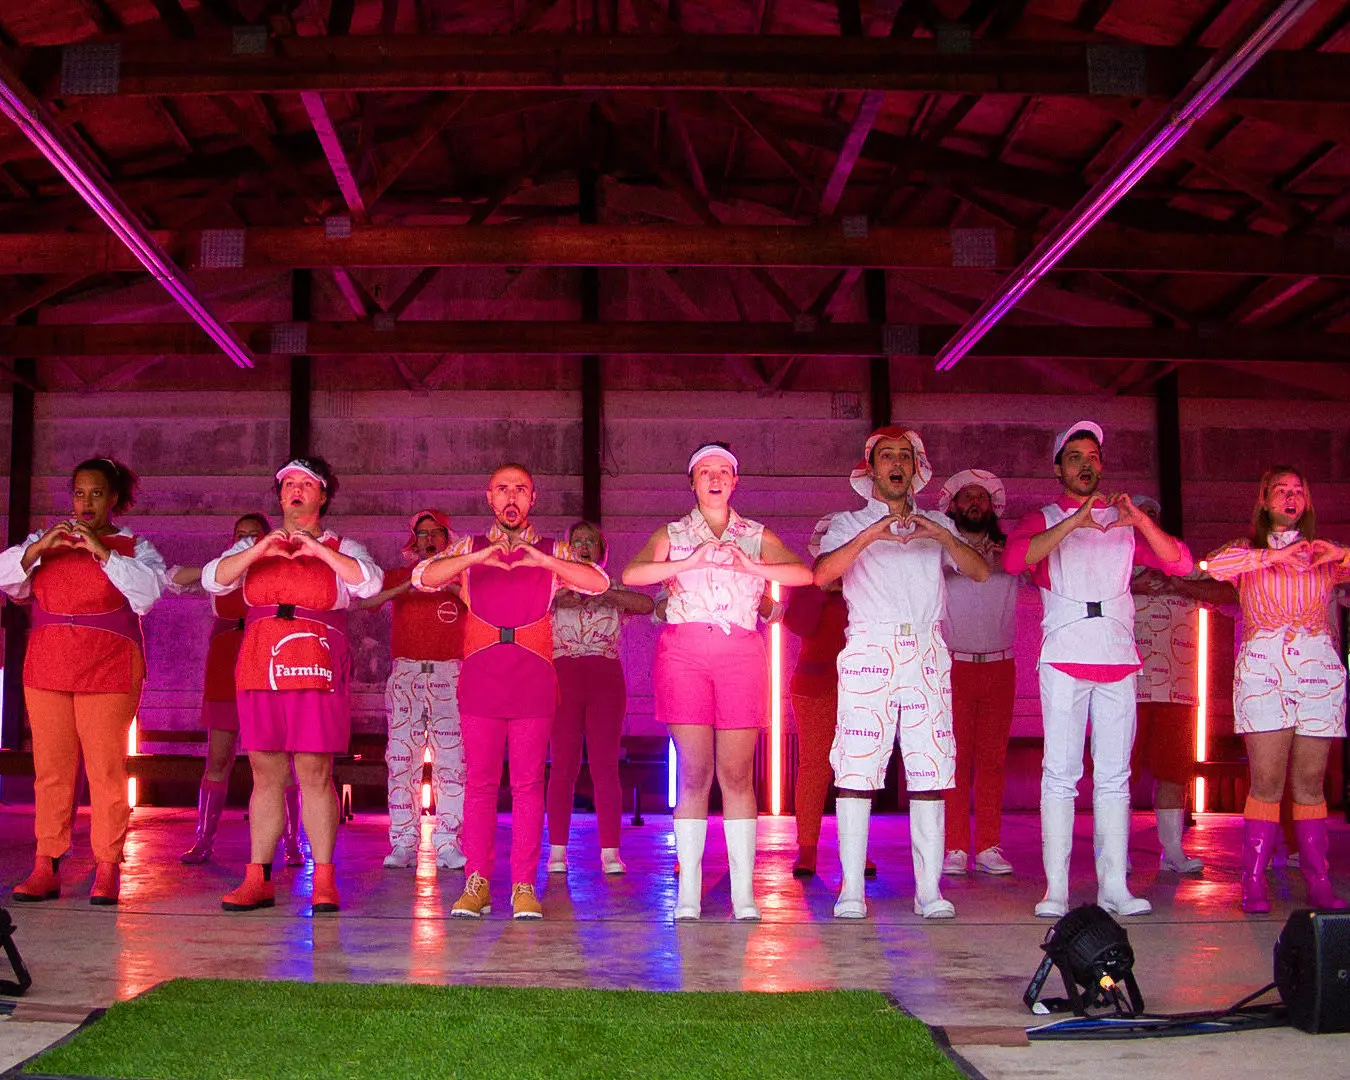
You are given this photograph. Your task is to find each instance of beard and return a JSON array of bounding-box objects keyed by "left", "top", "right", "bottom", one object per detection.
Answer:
[{"left": 955, "top": 506, "right": 997, "bottom": 535}]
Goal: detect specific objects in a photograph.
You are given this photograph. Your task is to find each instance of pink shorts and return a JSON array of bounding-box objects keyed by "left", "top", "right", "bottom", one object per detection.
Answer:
[
  {"left": 237, "top": 690, "right": 351, "bottom": 754},
  {"left": 200, "top": 698, "right": 239, "bottom": 733},
  {"left": 654, "top": 623, "right": 767, "bottom": 730}
]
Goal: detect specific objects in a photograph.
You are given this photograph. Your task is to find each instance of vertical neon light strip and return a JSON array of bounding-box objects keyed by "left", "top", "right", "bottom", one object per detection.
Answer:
[
  {"left": 770, "top": 582, "right": 783, "bottom": 816},
  {"left": 1195, "top": 608, "right": 1209, "bottom": 814},
  {"left": 127, "top": 715, "right": 138, "bottom": 809},
  {"left": 421, "top": 746, "right": 432, "bottom": 811},
  {"left": 667, "top": 738, "right": 677, "bottom": 809}
]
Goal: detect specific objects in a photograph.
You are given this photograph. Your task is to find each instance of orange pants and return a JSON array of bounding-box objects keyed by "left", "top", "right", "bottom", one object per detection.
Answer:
[
  {"left": 792, "top": 691, "right": 837, "bottom": 847},
  {"left": 26, "top": 659, "right": 144, "bottom": 864},
  {"left": 943, "top": 658, "right": 1015, "bottom": 853},
  {"left": 1131, "top": 701, "right": 1197, "bottom": 788}
]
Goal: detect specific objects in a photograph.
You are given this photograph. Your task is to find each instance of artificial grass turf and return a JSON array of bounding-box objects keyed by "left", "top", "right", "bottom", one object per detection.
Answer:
[{"left": 25, "top": 979, "right": 966, "bottom": 1080}]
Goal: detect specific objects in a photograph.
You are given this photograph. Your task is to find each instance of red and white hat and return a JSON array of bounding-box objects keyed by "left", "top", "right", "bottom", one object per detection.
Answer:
[
  {"left": 849, "top": 426, "right": 932, "bottom": 500},
  {"left": 1052, "top": 420, "right": 1104, "bottom": 461},
  {"left": 807, "top": 513, "right": 837, "bottom": 560},
  {"left": 402, "top": 508, "right": 452, "bottom": 560},
  {"left": 937, "top": 469, "right": 1007, "bottom": 516}
]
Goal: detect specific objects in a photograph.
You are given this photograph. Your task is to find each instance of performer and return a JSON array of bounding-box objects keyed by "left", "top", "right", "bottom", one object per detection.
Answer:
[
  {"left": 937, "top": 470, "right": 1018, "bottom": 878},
  {"left": 173, "top": 514, "right": 304, "bottom": 868},
  {"left": 624, "top": 443, "right": 811, "bottom": 921},
  {"left": 1004, "top": 422, "right": 1192, "bottom": 919},
  {"left": 203, "top": 458, "right": 381, "bottom": 914},
  {"left": 1204, "top": 466, "right": 1350, "bottom": 913},
  {"left": 415, "top": 464, "right": 608, "bottom": 920},
  {"left": 785, "top": 514, "right": 849, "bottom": 879},
  {"left": 0, "top": 458, "right": 165, "bottom": 905},
  {"left": 1129, "top": 495, "right": 1234, "bottom": 875},
  {"left": 815, "top": 428, "right": 989, "bottom": 920},
  {"left": 546, "top": 521, "right": 653, "bottom": 876},
  {"left": 361, "top": 509, "right": 468, "bottom": 871}
]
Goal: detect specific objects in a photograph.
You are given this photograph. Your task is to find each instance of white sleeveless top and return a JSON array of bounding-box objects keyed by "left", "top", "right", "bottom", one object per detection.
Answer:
[
  {"left": 1038, "top": 501, "right": 1138, "bottom": 666},
  {"left": 664, "top": 507, "right": 765, "bottom": 633}
]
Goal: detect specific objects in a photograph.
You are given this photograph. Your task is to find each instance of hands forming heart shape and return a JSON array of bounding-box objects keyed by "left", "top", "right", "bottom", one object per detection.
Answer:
[
  {"left": 686, "top": 539, "right": 754, "bottom": 570},
  {"left": 1071, "top": 494, "right": 1142, "bottom": 533},
  {"left": 259, "top": 530, "right": 320, "bottom": 560}
]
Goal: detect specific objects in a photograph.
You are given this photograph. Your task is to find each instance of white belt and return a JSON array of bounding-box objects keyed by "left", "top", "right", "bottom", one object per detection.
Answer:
[
  {"left": 951, "top": 648, "right": 1014, "bottom": 664},
  {"left": 393, "top": 658, "right": 459, "bottom": 673}
]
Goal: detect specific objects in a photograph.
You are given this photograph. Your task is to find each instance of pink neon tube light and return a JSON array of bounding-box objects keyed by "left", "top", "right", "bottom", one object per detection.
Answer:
[
  {"left": 934, "top": 0, "right": 1317, "bottom": 372},
  {"left": 0, "top": 64, "right": 254, "bottom": 368}
]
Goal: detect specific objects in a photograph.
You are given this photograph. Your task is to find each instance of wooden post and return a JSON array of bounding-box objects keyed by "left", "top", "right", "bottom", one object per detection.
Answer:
[
  {"left": 2, "top": 325, "right": 35, "bottom": 750},
  {"left": 1155, "top": 368, "right": 1184, "bottom": 537},
  {"left": 290, "top": 269, "right": 312, "bottom": 459},
  {"left": 865, "top": 268, "right": 891, "bottom": 429},
  {"left": 580, "top": 163, "right": 602, "bottom": 523}
]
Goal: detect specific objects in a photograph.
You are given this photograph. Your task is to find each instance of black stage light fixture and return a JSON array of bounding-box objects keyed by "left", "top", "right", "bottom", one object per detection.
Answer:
[
  {"left": 0, "top": 907, "right": 32, "bottom": 995},
  {"left": 1024, "top": 903, "right": 1144, "bottom": 1017},
  {"left": 1274, "top": 909, "right": 1350, "bottom": 1034}
]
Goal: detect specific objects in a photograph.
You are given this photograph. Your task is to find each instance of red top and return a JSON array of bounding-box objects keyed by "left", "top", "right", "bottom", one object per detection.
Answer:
[
  {"left": 203, "top": 588, "right": 249, "bottom": 702},
  {"left": 786, "top": 588, "right": 848, "bottom": 698},
  {"left": 385, "top": 565, "right": 467, "bottom": 662},
  {"left": 236, "top": 537, "right": 345, "bottom": 692},
  {"left": 458, "top": 536, "right": 559, "bottom": 719},
  {"left": 1004, "top": 494, "right": 1193, "bottom": 683},
  {"left": 26, "top": 534, "right": 140, "bottom": 693}
]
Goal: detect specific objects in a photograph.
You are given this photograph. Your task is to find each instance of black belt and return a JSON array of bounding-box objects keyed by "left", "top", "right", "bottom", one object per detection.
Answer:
[{"left": 1085, "top": 601, "right": 1103, "bottom": 618}]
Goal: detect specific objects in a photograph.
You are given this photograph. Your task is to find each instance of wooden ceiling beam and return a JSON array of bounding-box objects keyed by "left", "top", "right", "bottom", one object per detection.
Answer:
[
  {"left": 301, "top": 91, "right": 369, "bottom": 222},
  {"left": 6, "top": 320, "right": 1348, "bottom": 364},
  {"left": 2, "top": 223, "right": 1347, "bottom": 276},
  {"left": 25, "top": 38, "right": 1350, "bottom": 101}
]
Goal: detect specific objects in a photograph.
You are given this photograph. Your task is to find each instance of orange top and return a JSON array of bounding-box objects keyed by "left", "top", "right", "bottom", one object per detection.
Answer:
[
  {"left": 1205, "top": 538, "right": 1350, "bottom": 638},
  {"left": 26, "top": 534, "right": 141, "bottom": 693},
  {"left": 202, "top": 588, "right": 249, "bottom": 702},
  {"left": 386, "top": 565, "right": 466, "bottom": 662}
]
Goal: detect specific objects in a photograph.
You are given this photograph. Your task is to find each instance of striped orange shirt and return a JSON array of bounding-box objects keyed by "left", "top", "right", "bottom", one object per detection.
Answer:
[{"left": 1204, "top": 538, "right": 1350, "bottom": 637}]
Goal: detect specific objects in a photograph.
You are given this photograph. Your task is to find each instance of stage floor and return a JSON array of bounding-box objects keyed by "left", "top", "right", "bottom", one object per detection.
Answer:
[{"left": 0, "top": 805, "right": 1345, "bottom": 1078}]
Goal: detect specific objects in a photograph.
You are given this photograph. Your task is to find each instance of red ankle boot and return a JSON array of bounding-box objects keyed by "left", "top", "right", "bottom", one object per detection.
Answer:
[
  {"left": 222, "top": 864, "right": 275, "bottom": 911},
  {"left": 13, "top": 855, "right": 60, "bottom": 902},
  {"left": 90, "top": 862, "right": 120, "bottom": 906},
  {"left": 312, "top": 863, "right": 339, "bottom": 913}
]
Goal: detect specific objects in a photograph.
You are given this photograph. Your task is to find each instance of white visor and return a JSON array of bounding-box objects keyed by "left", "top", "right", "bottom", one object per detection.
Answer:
[
  {"left": 687, "top": 445, "right": 739, "bottom": 475},
  {"left": 274, "top": 460, "right": 327, "bottom": 488}
]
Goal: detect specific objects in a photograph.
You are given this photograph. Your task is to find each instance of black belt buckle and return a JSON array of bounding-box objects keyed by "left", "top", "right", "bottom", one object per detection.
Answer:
[
  {"left": 276, "top": 603, "right": 296, "bottom": 620},
  {"left": 1086, "top": 601, "right": 1103, "bottom": 618},
  {"left": 234, "top": 618, "right": 246, "bottom": 631},
  {"left": 500, "top": 626, "right": 516, "bottom": 645}
]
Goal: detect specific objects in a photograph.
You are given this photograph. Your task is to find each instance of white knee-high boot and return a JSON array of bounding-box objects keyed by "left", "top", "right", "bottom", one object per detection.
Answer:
[
  {"left": 723, "top": 817, "right": 761, "bottom": 922},
  {"left": 1037, "top": 798, "right": 1075, "bottom": 918},
  {"left": 834, "top": 797, "right": 871, "bottom": 919},
  {"left": 910, "top": 799, "right": 955, "bottom": 919},
  {"left": 1156, "top": 808, "right": 1202, "bottom": 873},
  {"left": 1096, "top": 799, "right": 1152, "bottom": 916},
  {"left": 673, "top": 818, "right": 707, "bottom": 921}
]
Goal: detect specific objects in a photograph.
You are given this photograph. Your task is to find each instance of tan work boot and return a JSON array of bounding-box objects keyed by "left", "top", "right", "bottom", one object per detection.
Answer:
[
  {"left": 451, "top": 872, "right": 491, "bottom": 918},
  {"left": 511, "top": 882, "right": 543, "bottom": 920}
]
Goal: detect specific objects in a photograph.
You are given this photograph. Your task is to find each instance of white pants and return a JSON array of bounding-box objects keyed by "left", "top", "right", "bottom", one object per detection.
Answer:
[
  {"left": 831, "top": 625, "right": 955, "bottom": 793},
  {"left": 1039, "top": 664, "right": 1136, "bottom": 804},
  {"left": 385, "top": 658, "right": 466, "bottom": 852},
  {"left": 1234, "top": 629, "right": 1347, "bottom": 738}
]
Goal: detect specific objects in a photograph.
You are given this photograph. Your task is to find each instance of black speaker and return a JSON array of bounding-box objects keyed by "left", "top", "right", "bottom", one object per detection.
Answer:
[{"left": 1274, "top": 909, "right": 1350, "bottom": 1033}]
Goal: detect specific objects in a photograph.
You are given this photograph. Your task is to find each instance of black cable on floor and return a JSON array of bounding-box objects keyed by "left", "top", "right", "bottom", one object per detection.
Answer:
[{"left": 1027, "top": 983, "right": 1286, "bottom": 1041}]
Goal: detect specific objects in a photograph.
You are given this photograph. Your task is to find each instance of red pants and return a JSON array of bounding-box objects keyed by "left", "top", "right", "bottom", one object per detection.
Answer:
[
  {"left": 27, "top": 660, "right": 144, "bottom": 864},
  {"left": 792, "top": 691, "right": 837, "bottom": 847},
  {"left": 547, "top": 656, "right": 626, "bottom": 849},
  {"left": 461, "top": 711, "right": 551, "bottom": 885},
  {"left": 943, "top": 658, "right": 1014, "bottom": 853},
  {"left": 1131, "top": 701, "right": 1197, "bottom": 787}
]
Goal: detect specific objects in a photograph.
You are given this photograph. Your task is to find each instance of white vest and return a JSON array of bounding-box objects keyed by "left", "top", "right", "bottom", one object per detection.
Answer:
[
  {"left": 665, "top": 508, "right": 766, "bottom": 633},
  {"left": 1038, "top": 502, "right": 1138, "bottom": 666}
]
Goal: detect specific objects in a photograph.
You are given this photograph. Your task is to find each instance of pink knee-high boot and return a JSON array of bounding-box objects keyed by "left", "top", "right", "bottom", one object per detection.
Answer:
[
  {"left": 1240, "top": 818, "right": 1279, "bottom": 914},
  {"left": 1294, "top": 816, "right": 1348, "bottom": 911}
]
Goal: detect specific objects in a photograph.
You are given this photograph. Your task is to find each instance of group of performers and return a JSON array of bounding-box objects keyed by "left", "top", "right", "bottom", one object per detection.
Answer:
[{"left": 1, "top": 424, "right": 1346, "bottom": 922}]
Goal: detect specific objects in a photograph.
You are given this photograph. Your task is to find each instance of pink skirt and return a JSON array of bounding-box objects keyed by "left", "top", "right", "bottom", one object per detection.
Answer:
[
  {"left": 237, "top": 689, "right": 351, "bottom": 754},
  {"left": 200, "top": 697, "right": 239, "bottom": 733}
]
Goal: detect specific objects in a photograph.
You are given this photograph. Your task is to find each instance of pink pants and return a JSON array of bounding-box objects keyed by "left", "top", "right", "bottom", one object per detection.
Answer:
[
  {"left": 461, "top": 711, "right": 552, "bottom": 885},
  {"left": 547, "top": 656, "right": 627, "bottom": 849}
]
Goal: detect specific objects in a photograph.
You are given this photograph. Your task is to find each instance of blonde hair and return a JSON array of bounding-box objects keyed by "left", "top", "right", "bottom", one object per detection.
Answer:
[{"left": 1251, "top": 465, "right": 1316, "bottom": 548}]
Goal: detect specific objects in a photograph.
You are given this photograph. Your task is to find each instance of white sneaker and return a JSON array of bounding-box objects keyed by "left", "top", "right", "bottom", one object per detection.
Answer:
[
  {"left": 435, "top": 845, "right": 467, "bottom": 871},
  {"left": 383, "top": 845, "right": 417, "bottom": 869},
  {"left": 975, "top": 846, "right": 1013, "bottom": 875},
  {"left": 600, "top": 848, "right": 627, "bottom": 875},
  {"left": 942, "top": 849, "right": 969, "bottom": 875},
  {"left": 546, "top": 845, "right": 568, "bottom": 873}
]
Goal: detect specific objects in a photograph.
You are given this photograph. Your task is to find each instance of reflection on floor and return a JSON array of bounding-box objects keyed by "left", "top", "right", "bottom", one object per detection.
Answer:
[{"left": 0, "top": 806, "right": 1347, "bottom": 1077}]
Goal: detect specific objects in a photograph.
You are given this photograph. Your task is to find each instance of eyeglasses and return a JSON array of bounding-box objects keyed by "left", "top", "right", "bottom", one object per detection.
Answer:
[{"left": 414, "top": 529, "right": 448, "bottom": 540}]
